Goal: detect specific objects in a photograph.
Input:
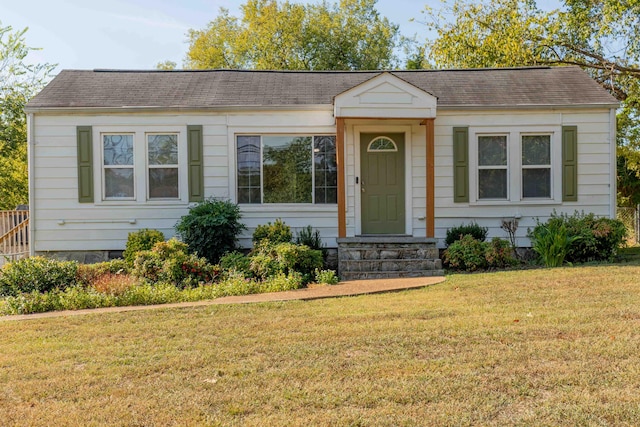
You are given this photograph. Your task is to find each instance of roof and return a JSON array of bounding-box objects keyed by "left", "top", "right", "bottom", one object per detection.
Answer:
[{"left": 26, "top": 66, "right": 619, "bottom": 111}]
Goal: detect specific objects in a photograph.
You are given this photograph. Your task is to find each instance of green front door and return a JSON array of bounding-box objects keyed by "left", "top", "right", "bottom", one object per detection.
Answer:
[{"left": 360, "top": 133, "right": 405, "bottom": 235}]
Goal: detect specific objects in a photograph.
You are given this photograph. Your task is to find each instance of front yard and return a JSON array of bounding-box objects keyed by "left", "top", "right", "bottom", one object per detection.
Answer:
[{"left": 2, "top": 263, "right": 640, "bottom": 425}]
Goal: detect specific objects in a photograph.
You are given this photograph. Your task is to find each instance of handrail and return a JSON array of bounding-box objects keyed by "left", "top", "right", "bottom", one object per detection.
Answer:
[{"left": 0, "top": 211, "right": 30, "bottom": 262}]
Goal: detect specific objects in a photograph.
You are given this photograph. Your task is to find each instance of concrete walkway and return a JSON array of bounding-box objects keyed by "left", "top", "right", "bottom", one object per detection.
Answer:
[{"left": 0, "top": 276, "right": 445, "bottom": 322}]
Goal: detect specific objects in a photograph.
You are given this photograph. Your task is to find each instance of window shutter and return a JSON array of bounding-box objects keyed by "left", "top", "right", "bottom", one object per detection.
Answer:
[
  {"left": 77, "top": 126, "right": 94, "bottom": 203},
  {"left": 562, "top": 126, "right": 578, "bottom": 202},
  {"left": 452, "top": 127, "right": 469, "bottom": 203},
  {"left": 187, "top": 125, "right": 204, "bottom": 202}
]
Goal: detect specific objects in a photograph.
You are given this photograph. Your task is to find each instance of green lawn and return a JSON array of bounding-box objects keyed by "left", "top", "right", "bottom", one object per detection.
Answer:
[{"left": 2, "top": 264, "right": 640, "bottom": 426}]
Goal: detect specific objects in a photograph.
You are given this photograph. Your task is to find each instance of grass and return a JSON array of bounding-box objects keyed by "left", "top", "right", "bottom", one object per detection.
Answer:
[{"left": 2, "top": 264, "right": 640, "bottom": 425}]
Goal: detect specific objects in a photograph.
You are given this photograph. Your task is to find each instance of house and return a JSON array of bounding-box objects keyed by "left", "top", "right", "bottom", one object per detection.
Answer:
[{"left": 25, "top": 67, "right": 618, "bottom": 278}]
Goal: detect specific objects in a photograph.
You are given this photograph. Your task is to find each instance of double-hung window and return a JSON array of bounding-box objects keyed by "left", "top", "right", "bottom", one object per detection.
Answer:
[
  {"left": 147, "top": 133, "right": 179, "bottom": 199},
  {"left": 478, "top": 134, "right": 508, "bottom": 200},
  {"left": 522, "top": 135, "right": 551, "bottom": 198},
  {"left": 236, "top": 135, "right": 337, "bottom": 204},
  {"left": 103, "top": 134, "right": 135, "bottom": 199},
  {"left": 100, "top": 129, "right": 183, "bottom": 202}
]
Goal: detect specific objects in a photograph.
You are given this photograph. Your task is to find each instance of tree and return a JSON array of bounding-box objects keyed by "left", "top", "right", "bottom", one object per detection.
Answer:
[
  {"left": 417, "top": 0, "right": 640, "bottom": 206},
  {"left": 155, "top": 60, "right": 177, "bottom": 70},
  {"left": 0, "top": 22, "right": 55, "bottom": 210},
  {"left": 185, "top": 0, "right": 401, "bottom": 70}
]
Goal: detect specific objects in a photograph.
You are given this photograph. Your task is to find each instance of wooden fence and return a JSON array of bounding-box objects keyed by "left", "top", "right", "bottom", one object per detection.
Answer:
[{"left": 0, "top": 210, "right": 29, "bottom": 267}]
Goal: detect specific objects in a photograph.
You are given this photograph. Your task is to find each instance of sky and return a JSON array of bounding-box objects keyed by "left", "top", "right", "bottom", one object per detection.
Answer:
[{"left": 1, "top": 0, "right": 560, "bottom": 72}]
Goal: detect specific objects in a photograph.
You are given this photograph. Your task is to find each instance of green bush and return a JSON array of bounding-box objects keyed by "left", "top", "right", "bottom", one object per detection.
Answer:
[
  {"left": 133, "top": 239, "right": 219, "bottom": 288},
  {"left": 485, "top": 238, "right": 518, "bottom": 269},
  {"left": 0, "top": 257, "right": 78, "bottom": 297},
  {"left": 315, "top": 268, "right": 339, "bottom": 285},
  {"left": 529, "top": 212, "right": 626, "bottom": 265},
  {"left": 249, "top": 242, "right": 323, "bottom": 284},
  {"left": 122, "top": 229, "right": 165, "bottom": 266},
  {"left": 219, "top": 251, "right": 251, "bottom": 276},
  {"left": 262, "top": 272, "right": 304, "bottom": 292},
  {"left": 445, "top": 223, "right": 488, "bottom": 246},
  {"left": 529, "top": 221, "right": 579, "bottom": 267},
  {"left": 175, "top": 198, "right": 246, "bottom": 264},
  {"left": 296, "top": 225, "right": 327, "bottom": 260},
  {"left": 443, "top": 235, "right": 488, "bottom": 271},
  {"left": 252, "top": 218, "right": 292, "bottom": 246}
]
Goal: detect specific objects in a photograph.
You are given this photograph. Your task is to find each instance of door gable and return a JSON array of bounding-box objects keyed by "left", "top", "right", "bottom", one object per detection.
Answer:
[{"left": 334, "top": 72, "right": 437, "bottom": 119}]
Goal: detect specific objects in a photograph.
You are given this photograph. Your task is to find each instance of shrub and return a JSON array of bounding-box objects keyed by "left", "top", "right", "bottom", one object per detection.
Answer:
[
  {"left": 262, "top": 272, "right": 304, "bottom": 292},
  {"left": 219, "top": 251, "right": 251, "bottom": 276},
  {"left": 315, "top": 268, "right": 339, "bottom": 285},
  {"left": 133, "top": 239, "right": 218, "bottom": 288},
  {"left": 443, "top": 235, "right": 488, "bottom": 271},
  {"left": 122, "top": 229, "right": 165, "bottom": 266},
  {"left": 296, "top": 225, "right": 327, "bottom": 260},
  {"left": 249, "top": 242, "right": 323, "bottom": 284},
  {"left": 215, "top": 270, "right": 262, "bottom": 297},
  {"left": 175, "top": 198, "right": 246, "bottom": 264},
  {"left": 528, "top": 221, "right": 580, "bottom": 267},
  {"left": 91, "top": 273, "right": 138, "bottom": 296},
  {"left": 485, "top": 238, "right": 518, "bottom": 269},
  {"left": 252, "top": 218, "right": 292, "bottom": 246},
  {"left": 529, "top": 212, "right": 626, "bottom": 264},
  {"left": 445, "top": 222, "right": 488, "bottom": 246},
  {"left": 76, "top": 259, "right": 130, "bottom": 286},
  {"left": 0, "top": 257, "right": 78, "bottom": 297}
]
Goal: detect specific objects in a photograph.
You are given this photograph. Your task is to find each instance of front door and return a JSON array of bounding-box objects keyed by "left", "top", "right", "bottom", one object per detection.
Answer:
[{"left": 360, "top": 133, "right": 405, "bottom": 234}]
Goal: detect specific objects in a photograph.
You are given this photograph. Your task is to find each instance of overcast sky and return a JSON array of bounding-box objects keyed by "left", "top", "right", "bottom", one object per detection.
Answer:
[{"left": 1, "top": 0, "right": 560, "bottom": 72}]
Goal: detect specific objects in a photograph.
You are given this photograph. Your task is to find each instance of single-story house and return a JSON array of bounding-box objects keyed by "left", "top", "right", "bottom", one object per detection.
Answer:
[{"left": 25, "top": 66, "right": 618, "bottom": 278}]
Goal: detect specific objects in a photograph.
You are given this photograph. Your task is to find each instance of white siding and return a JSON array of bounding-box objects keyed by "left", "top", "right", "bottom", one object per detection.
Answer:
[
  {"left": 432, "top": 109, "right": 615, "bottom": 247},
  {"left": 31, "top": 106, "right": 614, "bottom": 253},
  {"left": 32, "top": 110, "right": 338, "bottom": 252}
]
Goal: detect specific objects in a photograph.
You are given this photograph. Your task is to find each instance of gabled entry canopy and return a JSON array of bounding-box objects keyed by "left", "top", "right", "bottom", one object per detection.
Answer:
[{"left": 333, "top": 72, "right": 437, "bottom": 119}]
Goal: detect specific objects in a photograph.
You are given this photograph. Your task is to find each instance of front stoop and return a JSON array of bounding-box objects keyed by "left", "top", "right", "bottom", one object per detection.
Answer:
[{"left": 337, "top": 236, "right": 444, "bottom": 280}]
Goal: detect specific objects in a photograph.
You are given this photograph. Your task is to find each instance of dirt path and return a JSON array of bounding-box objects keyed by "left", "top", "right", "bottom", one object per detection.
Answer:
[{"left": 0, "top": 276, "right": 445, "bottom": 322}]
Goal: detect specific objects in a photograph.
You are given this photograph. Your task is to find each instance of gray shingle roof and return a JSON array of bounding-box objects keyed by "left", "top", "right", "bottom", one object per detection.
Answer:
[{"left": 26, "top": 66, "right": 618, "bottom": 110}]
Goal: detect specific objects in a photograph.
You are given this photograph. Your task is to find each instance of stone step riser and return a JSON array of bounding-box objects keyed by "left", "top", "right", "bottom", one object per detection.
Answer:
[
  {"left": 339, "top": 248, "right": 439, "bottom": 261},
  {"left": 337, "top": 237, "right": 443, "bottom": 280},
  {"left": 341, "top": 270, "right": 445, "bottom": 280},
  {"left": 341, "top": 259, "right": 442, "bottom": 272}
]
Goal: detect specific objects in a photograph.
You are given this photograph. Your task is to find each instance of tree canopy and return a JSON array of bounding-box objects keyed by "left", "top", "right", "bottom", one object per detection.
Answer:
[
  {"left": 417, "top": 0, "right": 640, "bottom": 205},
  {"left": 0, "top": 22, "right": 55, "bottom": 210},
  {"left": 184, "top": 0, "right": 401, "bottom": 71}
]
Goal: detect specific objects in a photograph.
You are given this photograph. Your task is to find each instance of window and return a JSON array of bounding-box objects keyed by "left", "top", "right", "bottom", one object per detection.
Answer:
[
  {"left": 103, "top": 134, "right": 134, "bottom": 199},
  {"left": 98, "top": 129, "right": 186, "bottom": 202},
  {"left": 236, "top": 135, "right": 337, "bottom": 204},
  {"left": 522, "top": 135, "right": 551, "bottom": 198},
  {"left": 368, "top": 137, "right": 397, "bottom": 152},
  {"left": 478, "top": 135, "right": 508, "bottom": 199},
  {"left": 147, "top": 134, "right": 179, "bottom": 199}
]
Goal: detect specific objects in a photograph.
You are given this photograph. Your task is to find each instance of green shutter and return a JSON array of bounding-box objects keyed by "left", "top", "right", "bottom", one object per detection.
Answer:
[
  {"left": 562, "top": 126, "right": 578, "bottom": 202},
  {"left": 452, "top": 127, "right": 469, "bottom": 203},
  {"left": 187, "top": 125, "right": 204, "bottom": 202},
  {"left": 77, "top": 126, "right": 94, "bottom": 203}
]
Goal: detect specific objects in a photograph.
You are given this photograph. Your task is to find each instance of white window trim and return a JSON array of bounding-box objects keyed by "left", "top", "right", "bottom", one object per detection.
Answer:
[
  {"left": 468, "top": 125, "right": 562, "bottom": 205},
  {"left": 101, "top": 132, "right": 136, "bottom": 201},
  {"left": 521, "top": 133, "right": 553, "bottom": 200},
  {"left": 477, "top": 133, "right": 509, "bottom": 201},
  {"left": 233, "top": 133, "right": 338, "bottom": 206},
  {"left": 93, "top": 126, "right": 188, "bottom": 206},
  {"left": 146, "top": 132, "right": 180, "bottom": 201}
]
